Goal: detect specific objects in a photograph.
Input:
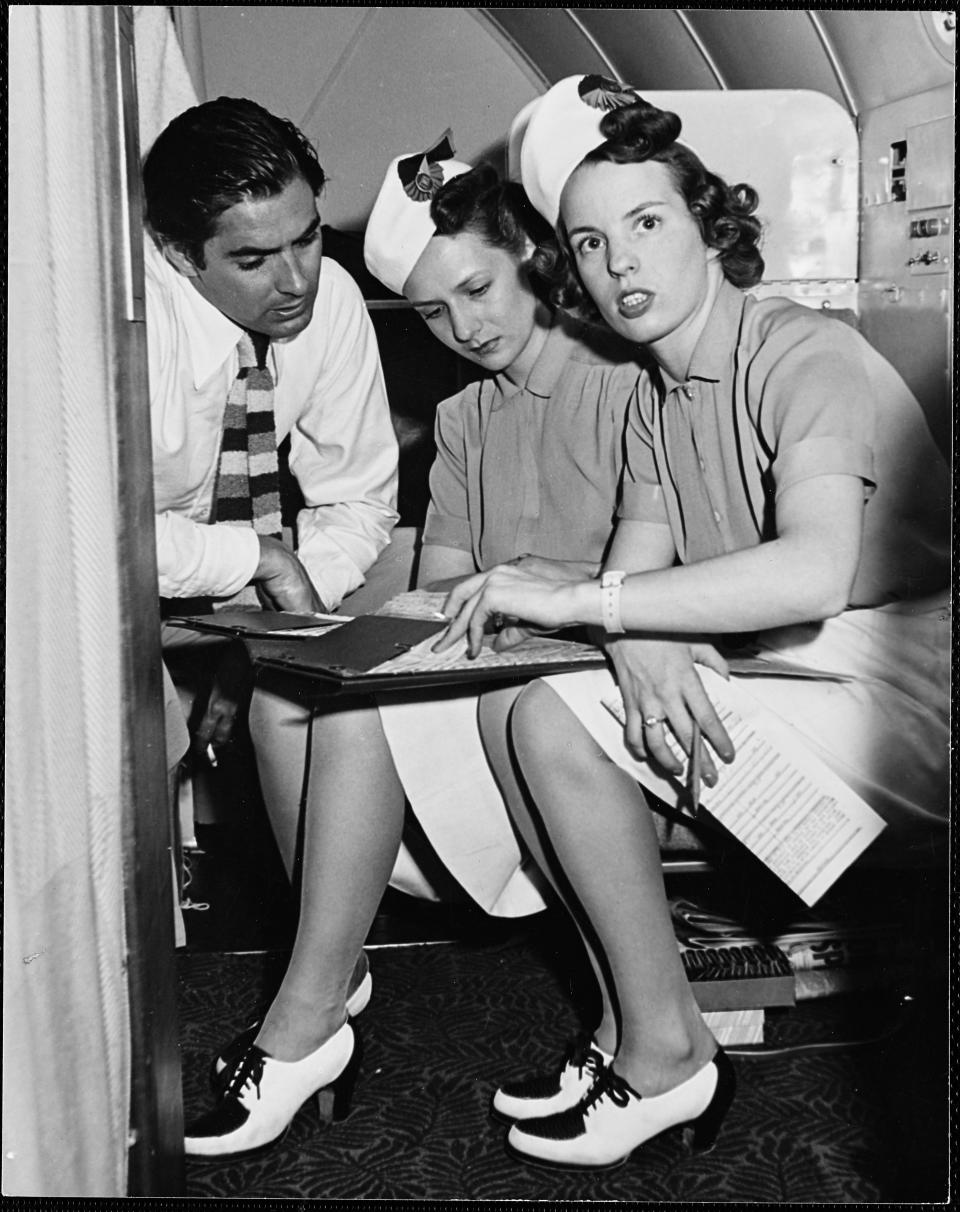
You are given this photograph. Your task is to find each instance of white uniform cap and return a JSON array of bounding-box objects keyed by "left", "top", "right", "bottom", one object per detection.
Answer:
[
  {"left": 506, "top": 96, "right": 540, "bottom": 184},
  {"left": 518, "top": 74, "right": 693, "bottom": 227},
  {"left": 364, "top": 130, "right": 472, "bottom": 296}
]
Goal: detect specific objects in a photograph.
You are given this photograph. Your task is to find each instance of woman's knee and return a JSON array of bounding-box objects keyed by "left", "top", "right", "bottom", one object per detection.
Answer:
[
  {"left": 511, "top": 681, "right": 598, "bottom": 778},
  {"left": 477, "top": 683, "right": 522, "bottom": 739}
]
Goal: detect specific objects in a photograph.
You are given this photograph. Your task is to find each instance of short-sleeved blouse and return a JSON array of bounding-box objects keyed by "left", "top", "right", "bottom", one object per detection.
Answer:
[
  {"left": 619, "top": 280, "right": 950, "bottom": 606},
  {"left": 423, "top": 314, "right": 643, "bottom": 570},
  {"left": 382, "top": 314, "right": 641, "bottom": 918}
]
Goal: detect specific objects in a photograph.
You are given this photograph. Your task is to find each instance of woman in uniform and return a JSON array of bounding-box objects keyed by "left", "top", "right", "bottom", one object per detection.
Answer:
[{"left": 438, "top": 76, "right": 950, "bottom": 1170}]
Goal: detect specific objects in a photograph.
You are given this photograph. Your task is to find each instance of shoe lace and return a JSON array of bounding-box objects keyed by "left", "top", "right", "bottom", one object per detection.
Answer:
[
  {"left": 580, "top": 1065, "right": 636, "bottom": 1116},
  {"left": 215, "top": 1045, "right": 266, "bottom": 1103},
  {"left": 567, "top": 1033, "right": 606, "bottom": 1082}
]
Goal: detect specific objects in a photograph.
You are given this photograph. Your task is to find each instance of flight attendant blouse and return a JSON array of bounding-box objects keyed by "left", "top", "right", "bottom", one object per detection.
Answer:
[
  {"left": 618, "top": 278, "right": 949, "bottom": 604},
  {"left": 423, "top": 313, "right": 644, "bottom": 570},
  {"left": 379, "top": 314, "right": 644, "bottom": 916},
  {"left": 547, "top": 280, "right": 950, "bottom": 853}
]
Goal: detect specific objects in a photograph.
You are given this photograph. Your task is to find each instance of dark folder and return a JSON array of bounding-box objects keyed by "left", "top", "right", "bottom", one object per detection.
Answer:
[{"left": 166, "top": 611, "right": 606, "bottom": 695}]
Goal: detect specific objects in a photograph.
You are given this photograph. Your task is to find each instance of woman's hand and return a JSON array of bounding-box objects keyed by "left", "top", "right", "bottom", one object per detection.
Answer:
[
  {"left": 506, "top": 555, "right": 600, "bottom": 582},
  {"left": 606, "top": 636, "right": 735, "bottom": 784},
  {"left": 491, "top": 624, "right": 536, "bottom": 652},
  {"left": 435, "top": 564, "right": 587, "bottom": 656}
]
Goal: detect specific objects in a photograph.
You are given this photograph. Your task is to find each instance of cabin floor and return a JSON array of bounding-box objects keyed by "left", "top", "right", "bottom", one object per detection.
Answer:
[{"left": 175, "top": 803, "right": 948, "bottom": 1202}]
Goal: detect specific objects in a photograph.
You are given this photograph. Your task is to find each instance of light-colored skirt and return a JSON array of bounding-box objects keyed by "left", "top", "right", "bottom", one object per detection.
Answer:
[
  {"left": 378, "top": 688, "right": 548, "bottom": 916},
  {"left": 544, "top": 594, "right": 950, "bottom": 863},
  {"left": 381, "top": 593, "right": 948, "bottom": 906}
]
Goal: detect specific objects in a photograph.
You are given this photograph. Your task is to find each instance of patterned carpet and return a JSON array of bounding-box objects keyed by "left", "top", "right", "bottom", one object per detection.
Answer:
[{"left": 177, "top": 920, "right": 947, "bottom": 1202}]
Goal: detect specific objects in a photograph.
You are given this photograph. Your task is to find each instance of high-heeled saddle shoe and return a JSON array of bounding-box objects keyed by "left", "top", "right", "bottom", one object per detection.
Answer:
[
  {"left": 506, "top": 1047, "right": 736, "bottom": 1170},
  {"left": 211, "top": 952, "right": 372, "bottom": 1084},
  {"left": 186, "top": 1021, "right": 361, "bottom": 1159},
  {"left": 492, "top": 1033, "right": 613, "bottom": 1122}
]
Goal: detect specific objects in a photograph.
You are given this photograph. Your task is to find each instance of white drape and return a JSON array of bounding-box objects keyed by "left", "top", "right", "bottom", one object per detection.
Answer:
[
  {"left": 4, "top": 6, "right": 133, "bottom": 1196},
  {"left": 134, "top": 4, "right": 201, "bottom": 151}
]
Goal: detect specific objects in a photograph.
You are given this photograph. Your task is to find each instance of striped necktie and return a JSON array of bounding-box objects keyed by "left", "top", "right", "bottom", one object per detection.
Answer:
[{"left": 213, "top": 330, "right": 282, "bottom": 608}]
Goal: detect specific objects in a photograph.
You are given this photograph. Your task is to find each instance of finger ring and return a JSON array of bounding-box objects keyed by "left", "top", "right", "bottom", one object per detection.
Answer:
[{"left": 643, "top": 715, "right": 666, "bottom": 728}]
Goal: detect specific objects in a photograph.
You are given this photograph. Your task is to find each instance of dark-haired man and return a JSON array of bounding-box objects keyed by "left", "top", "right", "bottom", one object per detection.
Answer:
[
  {"left": 146, "top": 95, "right": 397, "bottom": 618},
  {"left": 146, "top": 98, "right": 398, "bottom": 830}
]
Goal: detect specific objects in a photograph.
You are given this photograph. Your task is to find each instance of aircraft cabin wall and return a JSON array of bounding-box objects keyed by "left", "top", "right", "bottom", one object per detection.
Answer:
[{"left": 174, "top": 6, "right": 954, "bottom": 452}]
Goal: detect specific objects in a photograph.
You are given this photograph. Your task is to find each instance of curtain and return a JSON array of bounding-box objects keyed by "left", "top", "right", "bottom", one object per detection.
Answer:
[
  {"left": 134, "top": 5, "right": 200, "bottom": 151},
  {"left": 168, "top": 5, "right": 208, "bottom": 105},
  {"left": 4, "top": 6, "right": 134, "bottom": 1195}
]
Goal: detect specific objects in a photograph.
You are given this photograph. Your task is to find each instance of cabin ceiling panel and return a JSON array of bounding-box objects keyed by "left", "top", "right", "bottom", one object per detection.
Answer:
[
  {"left": 194, "top": 5, "right": 369, "bottom": 127},
  {"left": 681, "top": 9, "right": 846, "bottom": 105},
  {"left": 194, "top": 6, "right": 541, "bottom": 230},
  {"left": 569, "top": 8, "right": 722, "bottom": 91},
  {"left": 482, "top": 7, "right": 614, "bottom": 83},
  {"left": 815, "top": 10, "right": 955, "bottom": 112},
  {"left": 481, "top": 8, "right": 955, "bottom": 117}
]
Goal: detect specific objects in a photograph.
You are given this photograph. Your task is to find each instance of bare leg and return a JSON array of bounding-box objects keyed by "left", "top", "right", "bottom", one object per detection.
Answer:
[
  {"left": 248, "top": 678, "right": 311, "bottom": 879},
  {"left": 249, "top": 684, "right": 405, "bottom": 1061},
  {"left": 477, "top": 685, "right": 618, "bottom": 1056},
  {"left": 509, "top": 681, "right": 716, "bottom": 1096}
]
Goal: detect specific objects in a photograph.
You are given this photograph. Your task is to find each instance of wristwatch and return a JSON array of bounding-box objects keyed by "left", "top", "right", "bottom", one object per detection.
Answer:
[{"left": 600, "top": 570, "right": 626, "bottom": 634}]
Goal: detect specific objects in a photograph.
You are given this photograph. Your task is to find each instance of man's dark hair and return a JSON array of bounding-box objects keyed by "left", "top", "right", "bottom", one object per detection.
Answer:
[{"left": 143, "top": 97, "right": 326, "bottom": 267}]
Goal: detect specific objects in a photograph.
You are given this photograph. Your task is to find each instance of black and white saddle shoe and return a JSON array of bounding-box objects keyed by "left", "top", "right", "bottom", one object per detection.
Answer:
[
  {"left": 186, "top": 1021, "right": 359, "bottom": 1159},
  {"left": 211, "top": 951, "right": 372, "bottom": 1084},
  {"left": 492, "top": 1033, "right": 613, "bottom": 1122},
  {"left": 506, "top": 1047, "right": 736, "bottom": 1170}
]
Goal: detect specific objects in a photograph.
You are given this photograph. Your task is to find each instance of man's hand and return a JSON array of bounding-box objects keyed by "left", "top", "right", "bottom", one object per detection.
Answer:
[
  {"left": 193, "top": 642, "right": 254, "bottom": 755},
  {"left": 254, "top": 535, "right": 326, "bottom": 613},
  {"left": 605, "top": 636, "right": 735, "bottom": 785}
]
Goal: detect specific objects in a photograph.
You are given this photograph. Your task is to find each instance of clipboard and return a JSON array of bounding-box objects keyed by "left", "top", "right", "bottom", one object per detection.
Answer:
[
  {"left": 167, "top": 611, "right": 607, "bottom": 695},
  {"left": 166, "top": 609, "right": 348, "bottom": 637}
]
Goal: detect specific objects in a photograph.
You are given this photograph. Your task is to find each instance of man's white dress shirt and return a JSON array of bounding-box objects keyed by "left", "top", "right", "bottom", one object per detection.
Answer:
[{"left": 147, "top": 238, "right": 399, "bottom": 610}]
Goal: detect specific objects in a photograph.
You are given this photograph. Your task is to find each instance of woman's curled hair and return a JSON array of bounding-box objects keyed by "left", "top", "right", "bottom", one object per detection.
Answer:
[
  {"left": 553, "top": 98, "right": 765, "bottom": 319},
  {"left": 430, "top": 163, "right": 559, "bottom": 300}
]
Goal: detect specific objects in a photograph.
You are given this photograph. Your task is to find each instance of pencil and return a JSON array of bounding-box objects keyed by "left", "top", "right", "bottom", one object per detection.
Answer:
[{"left": 688, "top": 721, "right": 701, "bottom": 815}]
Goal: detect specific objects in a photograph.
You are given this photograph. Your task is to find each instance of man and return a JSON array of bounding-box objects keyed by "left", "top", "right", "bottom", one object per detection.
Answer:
[{"left": 143, "top": 97, "right": 399, "bottom": 820}]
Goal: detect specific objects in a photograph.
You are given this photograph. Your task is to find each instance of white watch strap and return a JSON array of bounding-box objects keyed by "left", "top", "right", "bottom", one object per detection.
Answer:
[{"left": 600, "top": 570, "right": 626, "bottom": 634}]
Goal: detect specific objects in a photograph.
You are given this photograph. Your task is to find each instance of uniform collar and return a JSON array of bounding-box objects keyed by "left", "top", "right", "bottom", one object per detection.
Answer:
[
  {"left": 492, "top": 312, "right": 583, "bottom": 405},
  {"left": 658, "top": 278, "right": 746, "bottom": 395}
]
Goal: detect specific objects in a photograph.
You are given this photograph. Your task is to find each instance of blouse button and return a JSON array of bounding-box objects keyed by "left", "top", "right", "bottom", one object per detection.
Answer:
[{"left": 713, "top": 510, "right": 722, "bottom": 523}]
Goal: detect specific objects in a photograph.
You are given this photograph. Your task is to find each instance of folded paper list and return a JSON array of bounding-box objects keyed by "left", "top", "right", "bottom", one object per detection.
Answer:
[{"left": 597, "top": 668, "right": 885, "bottom": 905}]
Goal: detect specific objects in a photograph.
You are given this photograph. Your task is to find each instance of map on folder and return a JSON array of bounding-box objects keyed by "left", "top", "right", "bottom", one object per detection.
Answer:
[{"left": 166, "top": 589, "right": 606, "bottom": 693}]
